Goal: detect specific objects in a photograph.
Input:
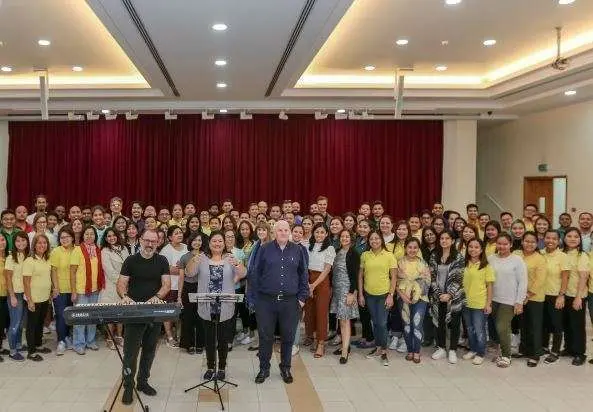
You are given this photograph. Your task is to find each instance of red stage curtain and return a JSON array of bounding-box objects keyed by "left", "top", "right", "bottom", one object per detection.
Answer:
[{"left": 8, "top": 115, "right": 443, "bottom": 219}]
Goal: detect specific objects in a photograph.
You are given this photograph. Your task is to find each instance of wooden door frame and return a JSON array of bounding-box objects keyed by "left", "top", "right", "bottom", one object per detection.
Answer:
[{"left": 523, "top": 175, "right": 568, "bottom": 211}]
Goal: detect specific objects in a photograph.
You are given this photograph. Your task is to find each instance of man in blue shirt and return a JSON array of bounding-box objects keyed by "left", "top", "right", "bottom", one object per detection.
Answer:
[{"left": 248, "top": 220, "right": 308, "bottom": 384}]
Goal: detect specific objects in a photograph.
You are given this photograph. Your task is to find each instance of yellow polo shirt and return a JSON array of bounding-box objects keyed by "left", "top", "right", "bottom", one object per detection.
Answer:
[
  {"left": 22, "top": 257, "right": 52, "bottom": 303},
  {"left": 565, "top": 250, "right": 589, "bottom": 298},
  {"left": 542, "top": 249, "right": 571, "bottom": 296},
  {"left": 50, "top": 246, "right": 74, "bottom": 293},
  {"left": 515, "top": 251, "right": 546, "bottom": 302},
  {"left": 360, "top": 249, "right": 396, "bottom": 295},
  {"left": 4, "top": 253, "right": 25, "bottom": 294},
  {"left": 485, "top": 242, "right": 497, "bottom": 257},
  {"left": 70, "top": 246, "right": 99, "bottom": 294},
  {"left": 463, "top": 262, "right": 495, "bottom": 309}
]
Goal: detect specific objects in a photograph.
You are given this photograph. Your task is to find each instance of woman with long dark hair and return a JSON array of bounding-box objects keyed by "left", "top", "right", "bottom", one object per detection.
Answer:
[
  {"left": 484, "top": 221, "right": 501, "bottom": 257},
  {"left": 124, "top": 221, "right": 140, "bottom": 255},
  {"left": 534, "top": 216, "right": 551, "bottom": 250}
]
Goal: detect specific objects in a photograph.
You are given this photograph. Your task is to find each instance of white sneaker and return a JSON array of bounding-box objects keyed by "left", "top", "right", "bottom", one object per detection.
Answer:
[
  {"left": 431, "top": 347, "right": 447, "bottom": 360},
  {"left": 235, "top": 332, "right": 246, "bottom": 342},
  {"left": 240, "top": 335, "right": 253, "bottom": 345},
  {"left": 388, "top": 336, "right": 399, "bottom": 350},
  {"left": 56, "top": 341, "right": 66, "bottom": 356},
  {"left": 448, "top": 350, "right": 458, "bottom": 364},
  {"left": 496, "top": 356, "right": 511, "bottom": 368},
  {"left": 292, "top": 345, "right": 300, "bottom": 356},
  {"left": 472, "top": 356, "right": 484, "bottom": 365},
  {"left": 462, "top": 351, "right": 476, "bottom": 360},
  {"left": 396, "top": 339, "right": 407, "bottom": 353}
]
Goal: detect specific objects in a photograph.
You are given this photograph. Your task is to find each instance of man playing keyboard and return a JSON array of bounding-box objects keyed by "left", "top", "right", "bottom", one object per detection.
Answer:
[{"left": 117, "top": 229, "right": 171, "bottom": 405}]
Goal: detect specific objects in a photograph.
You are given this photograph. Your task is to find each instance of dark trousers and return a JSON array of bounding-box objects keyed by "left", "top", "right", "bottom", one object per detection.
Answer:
[
  {"left": 543, "top": 295, "right": 563, "bottom": 354},
  {"left": 204, "top": 318, "right": 232, "bottom": 370},
  {"left": 237, "top": 285, "right": 255, "bottom": 332},
  {"left": 436, "top": 302, "right": 461, "bottom": 351},
  {"left": 0, "top": 296, "right": 8, "bottom": 347},
  {"left": 359, "top": 304, "right": 374, "bottom": 342},
  {"left": 26, "top": 300, "right": 49, "bottom": 354},
  {"left": 52, "top": 293, "right": 72, "bottom": 343},
  {"left": 256, "top": 294, "right": 299, "bottom": 371},
  {"left": 563, "top": 296, "right": 586, "bottom": 357},
  {"left": 388, "top": 299, "right": 403, "bottom": 334},
  {"left": 122, "top": 322, "right": 161, "bottom": 389},
  {"left": 180, "top": 282, "right": 204, "bottom": 349},
  {"left": 423, "top": 311, "right": 435, "bottom": 344},
  {"left": 521, "top": 300, "right": 544, "bottom": 359}
]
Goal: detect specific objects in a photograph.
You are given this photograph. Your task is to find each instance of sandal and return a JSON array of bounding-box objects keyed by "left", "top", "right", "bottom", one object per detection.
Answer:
[
  {"left": 413, "top": 354, "right": 421, "bottom": 364},
  {"left": 405, "top": 353, "right": 414, "bottom": 361},
  {"left": 314, "top": 342, "right": 325, "bottom": 358}
]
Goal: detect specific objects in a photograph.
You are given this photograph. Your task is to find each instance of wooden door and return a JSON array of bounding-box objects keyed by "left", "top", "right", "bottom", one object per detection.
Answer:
[{"left": 523, "top": 177, "right": 554, "bottom": 220}]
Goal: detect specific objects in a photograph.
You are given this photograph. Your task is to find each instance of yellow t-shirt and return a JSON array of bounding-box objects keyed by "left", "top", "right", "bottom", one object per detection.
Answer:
[
  {"left": 397, "top": 257, "right": 429, "bottom": 302},
  {"left": 360, "top": 249, "right": 396, "bottom": 295},
  {"left": 542, "top": 249, "right": 571, "bottom": 296},
  {"left": 463, "top": 262, "right": 495, "bottom": 309},
  {"left": 0, "top": 256, "right": 6, "bottom": 296},
  {"left": 523, "top": 219, "right": 534, "bottom": 232},
  {"left": 565, "top": 249, "right": 589, "bottom": 298},
  {"left": 4, "top": 253, "right": 25, "bottom": 294},
  {"left": 485, "top": 242, "right": 497, "bottom": 257},
  {"left": 22, "top": 257, "right": 52, "bottom": 303},
  {"left": 70, "top": 246, "right": 99, "bottom": 294},
  {"left": 168, "top": 218, "right": 186, "bottom": 229},
  {"left": 515, "top": 251, "right": 546, "bottom": 302},
  {"left": 411, "top": 230, "right": 422, "bottom": 241},
  {"left": 50, "top": 246, "right": 74, "bottom": 293}
]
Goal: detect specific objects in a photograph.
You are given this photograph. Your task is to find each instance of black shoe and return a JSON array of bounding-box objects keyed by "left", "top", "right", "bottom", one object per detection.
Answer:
[
  {"left": 280, "top": 368, "right": 293, "bottom": 384},
  {"left": 572, "top": 355, "right": 586, "bottom": 366},
  {"left": 27, "top": 353, "right": 43, "bottom": 362},
  {"left": 255, "top": 369, "right": 270, "bottom": 384},
  {"left": 527, "top": 358, "right": 539, "bottom": 367},
  {"left": 196, "top": 347, "right": 204, "bottom": 354},
  {"left": 217, "top": 369, "right": 226, "bottom": 381},
  {"left": 589, "top": 359, "right": 593, "bottom": 365},
  {"left": 544, "top": 353, "right": 559, "bottom": 364},
  {"left": 203, "top": 369, "right": 215, "bottom": 380},
  {"left": 339, "top": 354, "right": 349, "bottom": 365},
  {"left": 136, "top": 382, "right": 157, "bottom": 396},
  {"left": 186, "top": 347, "right": 196, "bottom": 355},
  {"left": 122, "top": 387, "right": 133, "bottom": 405}
]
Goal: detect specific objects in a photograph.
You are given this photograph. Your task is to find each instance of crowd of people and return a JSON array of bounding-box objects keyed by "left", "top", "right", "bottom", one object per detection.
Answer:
[{"left": 0, "top": 194, "right": 592, "bottom": 373}]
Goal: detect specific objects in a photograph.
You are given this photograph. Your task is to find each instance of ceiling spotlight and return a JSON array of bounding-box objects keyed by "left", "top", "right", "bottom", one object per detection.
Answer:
[
  {"left": 219, "top": 109, "right": 228, "bottom": 113},
  {"left": 278, "top": 110, "right": 288, "bottom": 120},
  {"left": 216, "top": 82, "right": 227, "bottom": 88},
  {"left": 240, "top": 110, "right": 253, "bottom": 120},
  {"left": 125, "top": 111, "right": 138, "bottom": 120},
  {"left": 314, "top": 111, "right": 328, "bottom": 120},
  {"left": 201, "top": 110, "right": 214, "bottom": 120},
  {"left": 364, "top": 65, "right": 375, "bottom": 71},
  {"left": 214, "top": 59, "right": 227, "bottom": 66},
  {"left": 105, "top": 112, "right": 118, "bottom": 120},
  {"left": 441, "top": 40, "right": 449, "bottom": 46},
  {"left": 558, "top": 0, "right": 575, "bottom": 4},
  {"left": 564, "top": 90, "right": 577, "bottom": 96},
  {"left": 164, "top": 110, "right": 178, "bottom": 120},
  {"left": 445, "top": 0, "right": 462, "bottom": 4},
  {"left": 336, "top": 109, "right": 346, "bottom": 114},
  {"left": 0, "top": 66, "right": 12, "bottom": 72},
  {"left": 483, "top": 39, "right": 497, "bottom": 47},
  {"left": 335, "top": 111, "right": 348, "bottom": 120},
  {"left": 435, "top": 65, "right": 448, "bottom": 71},
  {"left": 212, "top": 23, "right": 228, "bottom": 31},
  {"left": 101, "top": 109, "right": 110, "bottom": 114},
  {"left": 395, "top": 39, "right": 409, "bottom": 46},
  {"left": 86, "top": 111, "right": 99, "bottom": 121},
  {"left": 38, "top": 39, "right": 51, "bottom": 46},
  {"left": 72, "top": 66, "right": 83, "bottom": 72}
]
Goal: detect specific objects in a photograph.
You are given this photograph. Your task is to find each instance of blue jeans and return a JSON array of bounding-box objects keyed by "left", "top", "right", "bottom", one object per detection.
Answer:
[
  {"left": 7, "top": 293, "right": 24, "bottom": 353},
  {"left": 365, "top": 293, "right": 388, "bottom": 349},
  {"left": 73, "top": 291, "right": 99, "bottom": 349},
  {"left": 463, "top": 307, "right": 487, "bottom": 356},
  {"left": 53, "top": 293, "right": 72, "bottom": 343},
  {"left": 402, "top": 300, "right": 427, "bottom": 353}
]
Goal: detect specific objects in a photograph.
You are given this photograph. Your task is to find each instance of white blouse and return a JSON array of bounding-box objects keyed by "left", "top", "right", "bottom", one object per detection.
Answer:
[{"left": 308, "top": 244, "right": 336, "bottom": 271}]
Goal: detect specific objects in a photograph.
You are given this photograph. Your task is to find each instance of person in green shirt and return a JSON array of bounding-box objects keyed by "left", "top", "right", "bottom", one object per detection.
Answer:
[{"left": 1, "top": 209, "right": 17, "bottom": 251}]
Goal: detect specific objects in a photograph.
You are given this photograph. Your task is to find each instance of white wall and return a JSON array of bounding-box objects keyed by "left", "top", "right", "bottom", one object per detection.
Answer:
[
  {"left": 477, "top": 99, "right": 593, "bottom": 220},
  {"left": 0, "top": 121, "right": 8, "bottom": 209},
  {"left": 442, "top": 120, "right": 477, "bottom": 213}
]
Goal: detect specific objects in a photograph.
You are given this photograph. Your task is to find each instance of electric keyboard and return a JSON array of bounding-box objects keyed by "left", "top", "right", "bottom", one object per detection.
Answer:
[{"left": 64, "top": 302, "right": 181, "bottom": 325}]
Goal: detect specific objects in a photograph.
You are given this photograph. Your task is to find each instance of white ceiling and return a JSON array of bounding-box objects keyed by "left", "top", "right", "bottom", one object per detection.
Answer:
[{"left": 0, "top": 0, "right": 592, "bottom": 119}]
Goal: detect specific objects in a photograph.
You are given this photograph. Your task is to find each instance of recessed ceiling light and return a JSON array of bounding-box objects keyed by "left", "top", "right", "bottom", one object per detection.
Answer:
[
  {"left": 435, "top": 65, "right": 448, "bottom": 71},
  {"left": 395, "top": 39, "right": 409, "bottom": 46},
  {"left": 216, "top": 82, "right": 227, "bottom": 88},
  {"left": 336, "top": 109, "right": 346, "bottom": 113},
  {"left": 364, "top": 65, "right": 375, "bottom": 71},
  {"left": 1, "top": 66, "right": 12, "bottom": 72},
  {"left": 219, "top": 109, "right": 228, "bottom": 113},
  {"left": 564, "top": 90, "right": 577, "bottom": 96},
  {"left": 72, "top": 66, "right": 83, "bottom": 72},
  {"left": 445, "top": 0, "right": 462, "bottom": 5},
  {"left": 441, "top": 40, "right": 449, "bottom": 46},
  {"left": 558, "top": 0, "right": 575, "bottom": 4},
  {"left": 38, "top": 39, "right": 51, "bottom": 46},
  {"left": 483, "top": 39, "right": 497, "bottom": 47},
  {"left": 101, "top": 109, "right": 110, "bottom": 114},
  {"left": 214, "top": 59, "right": 227, "bottom": 67},
  {"left": 212, "top": 23, "right": 228, "bottom": 31}
]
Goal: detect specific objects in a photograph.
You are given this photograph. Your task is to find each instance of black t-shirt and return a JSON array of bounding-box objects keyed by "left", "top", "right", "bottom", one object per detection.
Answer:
[{"left": 121, "top": 253, "right": 169, "bottom": 302}]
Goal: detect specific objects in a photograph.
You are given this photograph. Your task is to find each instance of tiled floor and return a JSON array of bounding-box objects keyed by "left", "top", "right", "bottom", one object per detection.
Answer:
[{"left": 0, "top": 330, "right": 592, "bottom": 411}]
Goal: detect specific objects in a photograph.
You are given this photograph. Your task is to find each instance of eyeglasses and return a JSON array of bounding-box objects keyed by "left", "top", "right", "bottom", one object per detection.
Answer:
[{"left": 142, "top": 238, "right": 157, "bottom": 244}]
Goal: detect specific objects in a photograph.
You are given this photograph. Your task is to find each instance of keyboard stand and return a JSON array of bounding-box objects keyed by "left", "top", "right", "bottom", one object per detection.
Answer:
[{"left": 105, "top": 324, "right": 150, "bottom": 412}]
